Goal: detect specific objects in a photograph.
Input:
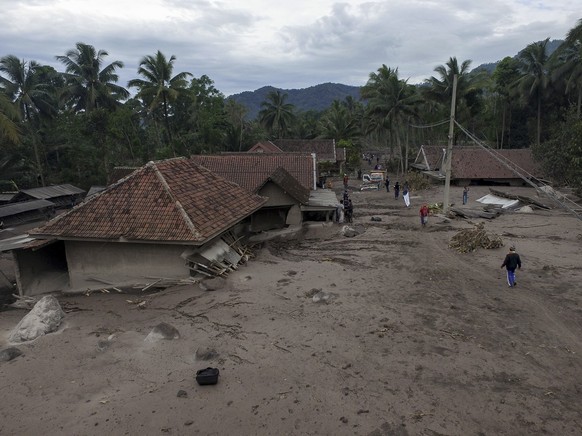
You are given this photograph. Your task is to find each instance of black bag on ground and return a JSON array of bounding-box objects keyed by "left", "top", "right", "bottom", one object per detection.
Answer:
[{"left": 196, "top": 367, "right": 219, "bottom": 385}]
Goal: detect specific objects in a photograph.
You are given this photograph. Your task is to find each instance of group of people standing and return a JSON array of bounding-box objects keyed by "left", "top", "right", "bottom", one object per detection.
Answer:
[{"left": 335, "top": 189, "right": 353, "bottom": 223}]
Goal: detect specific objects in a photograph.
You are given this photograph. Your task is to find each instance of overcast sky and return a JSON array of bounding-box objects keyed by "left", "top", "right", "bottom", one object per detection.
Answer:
[{"left": 0, "top": 1, "right": 578, "bottom": 96}]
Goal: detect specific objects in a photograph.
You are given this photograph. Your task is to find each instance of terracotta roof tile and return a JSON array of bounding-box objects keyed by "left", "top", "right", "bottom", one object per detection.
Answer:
[
  {"left": 258, "top": 167, "right": 311, "bottom": 204},
  {"left": 418, "top": 146, "right": 541, "bottom": 179},
  {"left": 273, "top": 139, "right": 336, "bottom": 161},
  {"left": 248, "top": 141, "right": 283, "bottom": 153},
  {"left": 191, "top": 153, "right": 316, "bottom": 192},
  {"left": 31, "top": 158, "right": 266, "bottom": 244}
]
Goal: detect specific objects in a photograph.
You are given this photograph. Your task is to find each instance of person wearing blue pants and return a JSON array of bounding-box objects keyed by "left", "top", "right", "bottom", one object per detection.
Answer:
[{"left": 501, "top": 246, "right": 521, "bottom": 287}]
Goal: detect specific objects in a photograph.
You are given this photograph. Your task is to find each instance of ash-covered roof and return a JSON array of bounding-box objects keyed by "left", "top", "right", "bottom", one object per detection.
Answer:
[
  {"left": 191, "top": 153, "right": 316, "bottom": 192},
  {"left": 416, "top": 146, "right": 541, "bottom": 179},
  {"left": 31, "top": 158, "right": 266, "bottom": 244}
]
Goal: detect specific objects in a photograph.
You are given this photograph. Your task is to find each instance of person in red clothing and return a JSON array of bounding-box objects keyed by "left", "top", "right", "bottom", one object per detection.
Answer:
[
  {"left": 343, "top": 174, "right": 348, "bottom": 188},
  {"left": 419, "top": 204, "right": 429, "bottom": 226}
]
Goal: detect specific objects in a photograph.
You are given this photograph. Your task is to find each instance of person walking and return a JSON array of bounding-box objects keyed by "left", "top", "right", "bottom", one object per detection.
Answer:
[
  {"left": 384, "top": 177, "right": 390, "bottom": 192},
  {"left": 394, "top": 181, "right": 400, "bottom": 199},
  {"left": 501, "top": 246, "right": 521, "bottom": 288},
  {"left": 403, "top": 181, "right": 411, "bottom": 207},
  {"left": 343, "top": 174, "right": 349, "bottom": 188},
  {"left": 419, "top": 204, "right": 429, "bottom": 227},
  {"left": 463, "top": 186, "right": 469, "bottom": 205}
]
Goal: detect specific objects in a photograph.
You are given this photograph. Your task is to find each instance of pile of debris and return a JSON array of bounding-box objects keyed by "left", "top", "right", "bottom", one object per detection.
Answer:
[
  {"left": 185, "top": 232, "right": 254, "bottom": 278},
  {"left": 449, "top": 222, "right": 503, "bottom": 253}
]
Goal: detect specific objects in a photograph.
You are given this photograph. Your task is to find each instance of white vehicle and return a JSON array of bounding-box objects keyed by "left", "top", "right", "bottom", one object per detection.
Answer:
[{"left": 360, "top": 171, "right": 386, "bottom": 190}]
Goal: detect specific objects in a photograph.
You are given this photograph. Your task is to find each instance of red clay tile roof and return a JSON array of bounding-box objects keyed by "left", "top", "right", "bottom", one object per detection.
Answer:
[
  {"left": 417, "top": 146, "right": 541, "bottom": 179},
  {"left": 272, "top": 139, "right": 337, "bottom": 162},
  {"left": 258, "top": 167, "right": 311, "bottom": 204},
  {"left": 31, "top": 158, "right": 267, "bottom": 244},
  {"left": 248, "top": 141, "right": 283, "bottom": 153},
  {"left": 190, "top": 153, "right": 316, "bottom": 192}
]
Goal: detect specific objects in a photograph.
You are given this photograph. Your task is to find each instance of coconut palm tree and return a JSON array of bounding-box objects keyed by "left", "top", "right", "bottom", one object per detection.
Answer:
[
  {"left": 361, "top": 65, "right": 421, "bottom": 171},
  {"left": 128, "top": 50, "right": 192, "bottom": 154},
  {"left": 515, "top": 39, "right": 551, "bottom": 147},
  {"left": 56, "top": 42, "right": 129, "bottom": 113},
  {"left": 0, "top": 55, "right": 57, "bottom": 185},
  {"left": 552, "top": 19, "right": 582, "bottom": 118},
  {"left": 319, "top": 99, "right": 360, "bottom": 142},
  {"left": 0, "top": 91, "right": 19, "bottom": 144},
  {"left": 425, "top": 57, "right": 487, "bottom": 127},
  {"left": 258, "top": 90, "right": 296, "bottom": 139}
]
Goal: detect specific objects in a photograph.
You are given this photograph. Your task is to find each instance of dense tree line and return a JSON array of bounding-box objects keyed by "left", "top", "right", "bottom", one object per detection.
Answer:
[{"left": 1, "top": 19, "right": 582, "bottom": 191}]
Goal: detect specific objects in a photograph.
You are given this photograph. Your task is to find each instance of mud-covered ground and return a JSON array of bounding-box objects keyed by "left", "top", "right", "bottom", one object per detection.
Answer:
[{"left": 1, "top": 180, "right": 582, "bottom": 435}]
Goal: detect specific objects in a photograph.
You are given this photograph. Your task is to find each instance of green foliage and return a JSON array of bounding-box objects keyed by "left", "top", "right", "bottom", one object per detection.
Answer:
[
  {"left": 338, "top": 139, "right": 361, "bottom": 171},
  {"left": 532, "top": 108, "right": 582, "bottom": 191}
]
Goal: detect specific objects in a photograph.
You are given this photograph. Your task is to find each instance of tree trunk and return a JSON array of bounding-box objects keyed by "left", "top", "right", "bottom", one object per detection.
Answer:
[{"left": 537, "top": 93, "right": 541, "bottom": 147}]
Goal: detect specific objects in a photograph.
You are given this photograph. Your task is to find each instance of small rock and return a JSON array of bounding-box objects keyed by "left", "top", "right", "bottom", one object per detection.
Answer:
[
  {"left": 184, "top": 420, "right": 194, "bottom": 426},
  {"left": 145, "top": 322, "right": 180, "bottom": 341},
  {"left": 177, "top": 390, "right": 188, "bottom": 398},
  {"left": 370, "top": 216, "right": 382, "bottom": 222},
  {"left": 0, "top": 347, "right": 23, "bottom": 362},
  {"left": 340, "top": 416, "right": 349, "bottom": 423},
  {"left": 195, "top": 347, "right": 219, "bottom": 361},
  {"left": 199, "top": 277, "right": 226, "bottom": 291}
]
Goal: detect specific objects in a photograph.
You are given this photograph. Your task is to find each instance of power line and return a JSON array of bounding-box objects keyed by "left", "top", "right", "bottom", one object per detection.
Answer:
[{"left": 454, "top": 120, "right": 582, "bottom": 221}]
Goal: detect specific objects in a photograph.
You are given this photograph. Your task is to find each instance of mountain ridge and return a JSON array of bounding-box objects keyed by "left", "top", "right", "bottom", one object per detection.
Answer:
[{"left": 228, "top": 39, "right": 564, "bottom": 120}]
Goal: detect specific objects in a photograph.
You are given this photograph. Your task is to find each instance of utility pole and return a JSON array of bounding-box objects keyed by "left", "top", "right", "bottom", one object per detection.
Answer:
[{"left": 442, "top": 74, "right": 458, "bottom": 215}]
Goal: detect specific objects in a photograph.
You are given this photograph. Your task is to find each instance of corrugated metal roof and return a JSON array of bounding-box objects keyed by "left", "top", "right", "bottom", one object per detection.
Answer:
[
  {"left": 31, "top": 158, "right": 267, "bottom": 244},
  {"left": 19, "top": 184, "right": 85, "bottom": 199},
  {"left": 0, "top": 193, "right": 17, "bottom": 202},
  {"left": 0, "top": 234, "right": 56, "bottom": 252},
  {"left": 0, "top": 199, "right": 54, "bottom": 218}
]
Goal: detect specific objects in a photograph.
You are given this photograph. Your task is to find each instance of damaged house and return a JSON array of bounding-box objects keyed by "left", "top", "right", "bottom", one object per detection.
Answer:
[
  {"left": 412, "top": 145, "right": 541, "bottom": 186},
  {"left": 248, "top": 139, "right": 347, "bottom": 176},
  {"left": 191, "top": 153, "right": 336, "bottom": 229},
  {"left": 12, "top": 158, "right": 267, "bottom": 296}
]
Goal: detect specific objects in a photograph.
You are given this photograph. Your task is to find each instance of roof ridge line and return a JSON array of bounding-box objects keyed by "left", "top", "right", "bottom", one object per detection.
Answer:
[{"left": 150, "top": 162, "right": 203, "bottom": 240}]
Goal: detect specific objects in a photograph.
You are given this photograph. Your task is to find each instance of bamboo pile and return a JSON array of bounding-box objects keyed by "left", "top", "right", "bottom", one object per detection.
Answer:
[{"left": 448, "top": 222, "right": 503, "bottom": 253}]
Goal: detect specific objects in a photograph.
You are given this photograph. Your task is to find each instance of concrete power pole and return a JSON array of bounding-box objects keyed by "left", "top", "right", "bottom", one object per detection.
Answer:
[{"left": 442, "top": 74, "right": 458, "bottom": 215}]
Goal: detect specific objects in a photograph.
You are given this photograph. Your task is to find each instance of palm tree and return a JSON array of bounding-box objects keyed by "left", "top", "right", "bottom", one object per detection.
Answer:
[
  {"left": 361, "top": 65, "right": 420, "bottom": 171},
  {"left": 258, "top": 90, "right": 296, "bottom": 139},
  {"left": 0, "top": 91, "right": 19, "bottom": 143},
  {"left": 0, "top": 55, "right": 57, "bottom": 185},
  {"left": 515, "top": 39, "right": 550, "bottom": 147},
  {"left": 319, "top": 100, "right": 360, "bottom": 141},
  {"left": 128, "top": 50, "right": 192, "bottom": 155},
  {"left": 56, "top": 42, "right": 129, "bottom": 113},
  {"left": 552, "top": 19, "right": 582, "bottom": 117},
  {"left": 425, "top": 57, "right": 486, "bottom": 128},
  {"left": 492, "top": 56, "right": 521, "bottom": 148}
]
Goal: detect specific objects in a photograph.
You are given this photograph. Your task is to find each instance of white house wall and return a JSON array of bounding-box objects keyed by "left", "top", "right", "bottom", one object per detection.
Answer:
[{"left": 65, "top": 241, "right": 190, "bottom": 290}]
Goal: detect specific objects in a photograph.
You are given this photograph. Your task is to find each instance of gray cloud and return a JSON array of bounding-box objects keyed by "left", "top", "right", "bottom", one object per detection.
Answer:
[{"left": 0, "top": 1, "right": 577, "bottom": 95}]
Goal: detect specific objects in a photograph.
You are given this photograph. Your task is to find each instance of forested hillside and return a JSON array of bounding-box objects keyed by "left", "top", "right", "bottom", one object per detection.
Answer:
[
  {"left": 229, "top": 83, "right": 361, "bottom": 119},
  {"left": 1, "top": 28, "right": 581, "bottom": 193}
]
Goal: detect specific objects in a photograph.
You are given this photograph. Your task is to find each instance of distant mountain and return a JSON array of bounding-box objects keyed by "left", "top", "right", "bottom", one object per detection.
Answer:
[
  {"left": 228, "top": 82, "right": 361, "bottom": 120},
  {"left": 473, "top": 39, "right": 564, "bottom": 75},
  {"left": 230, "top": 40, "right": 565, "bottom": 119}
]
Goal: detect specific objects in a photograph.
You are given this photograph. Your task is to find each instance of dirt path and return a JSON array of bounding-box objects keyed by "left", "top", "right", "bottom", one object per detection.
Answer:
[{"left": 1, "top": 181, "right": 582, "bottom": 435}]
